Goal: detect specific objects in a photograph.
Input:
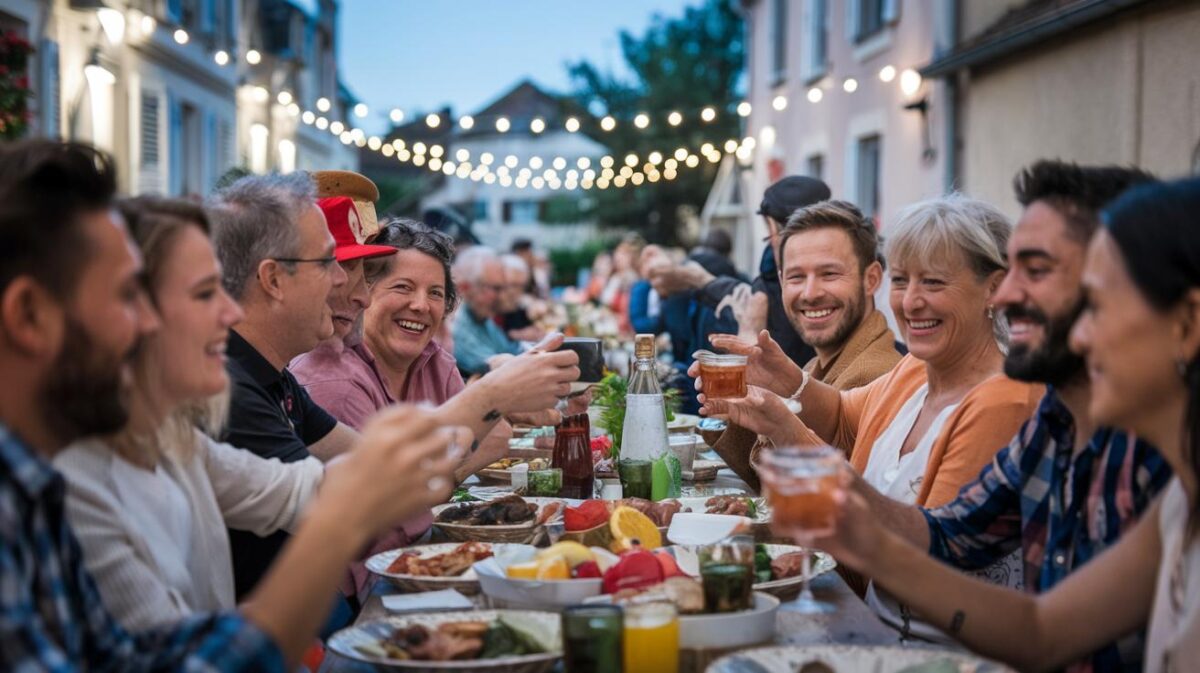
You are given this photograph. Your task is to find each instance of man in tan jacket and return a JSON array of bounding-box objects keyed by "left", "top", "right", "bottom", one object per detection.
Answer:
[{"left": 706, "top": 200, "right": 901, "bottom": 490}]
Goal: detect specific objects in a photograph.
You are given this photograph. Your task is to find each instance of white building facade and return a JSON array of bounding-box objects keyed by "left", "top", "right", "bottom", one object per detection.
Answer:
[{"left": 1, "top": 0, "right": 356, "bottom": 198}]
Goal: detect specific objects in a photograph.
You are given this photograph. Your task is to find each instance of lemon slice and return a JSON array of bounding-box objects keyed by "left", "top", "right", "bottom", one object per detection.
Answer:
[
  {"left": 535, "top": 554, "right": 571, "bottom": 580},
  {"left": 537, "top": 541, "right": 595, "bottom": 568},
  {"left": 506, "top": 560, "right": 540, "bottom": 579}
]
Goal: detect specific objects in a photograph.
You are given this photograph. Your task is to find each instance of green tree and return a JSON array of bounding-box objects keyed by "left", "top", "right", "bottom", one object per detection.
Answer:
[{"left": 567, "top": 0, "right": 744, "bottom": 245}]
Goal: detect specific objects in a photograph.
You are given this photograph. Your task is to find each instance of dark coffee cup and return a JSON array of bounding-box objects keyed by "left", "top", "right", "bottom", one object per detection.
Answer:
[{"left": 557, "top": 337, "right": 604, "bottom": 382}]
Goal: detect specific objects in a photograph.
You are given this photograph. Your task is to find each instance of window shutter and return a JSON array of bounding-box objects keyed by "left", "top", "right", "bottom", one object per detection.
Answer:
[
  {"left": 217, "top": 117, "right": 234, "bottom": 175},
  {"left": 201, "top": 0, "right": 216, "bottom": 34},
  {"left": 38, "top": 39, "right": 60, "bottom": 139},
  {"left": 503, "top": 201, "right": 513, "bottom": 223},
  {"left": 138, "top": 91, "right": 161, "bottom": 194},
  {"left": 204, "top": 110, "right": 218, "bottom": 190},
  {"left": 883, "top": 0, "right": 899, "bottom": 23},
  {"left": 167, "top": 92, "right": 184, "bottom": 196},
  {"left": 845, "top": 0, "right": 859, "bottom": 41}
]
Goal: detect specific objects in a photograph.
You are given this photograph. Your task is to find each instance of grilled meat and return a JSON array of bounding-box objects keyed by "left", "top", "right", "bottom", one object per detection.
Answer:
[
  {"left": 386, "top": 542, "right": 493, "bottom": 577},
  {"left": 434, "top": 495, "right": 538, "bottom": 526},
  {"left": 706, "top": 495, "right": 751, "bottom": 517}
]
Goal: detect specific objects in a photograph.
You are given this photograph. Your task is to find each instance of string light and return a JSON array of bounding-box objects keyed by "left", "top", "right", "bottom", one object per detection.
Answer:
[
  {"left": 737, "top": 101, "right": 752, "bottom": 117},
  {"left": 459, "top": 115, "right": 474, "bottom": 130},
  {"left": 843, "top": 78, "right": 858, "bottom": 93},
  {"left": 389, "top": 108, "right": 404, "bottom": 123},
  {"left": 772, "top": 95, "right": 787, "bottom": 111},
  {"left": 600, "top": 116, "right": 616, "bottom": 132},
  {"left": 700, "top": 106, "right": 716, "bottom": 122},
  {"left": 807, "top": 87, "right": 823, "bottom": 103},
  {"left": 879, "top": 65, "right": 896, "bottom": 82},
  {"left": 668, "top": 111, "right": 683, "bottom": 126},
  {"left": 634, "top": 113, "right": 650, "bottom": 129},
  {"left": 316, "top": 97, "right": 331, "bottom": 112},
  {"left": 353, "top": 103, "right": 368, "bottom": 118},
  {"left": 495, "top": 117, "right": 511, "bottom": 132},
  {"left": 425, "top": 113, "right": 440, "bottom": 128},
  {"left": 246, "top": 49, "right": 261, "bottom": 65},
  {"left": 531, "top": 118, "right": 546, "bottom": 133},
  {"left": 173, "top": 28, "right": 189, "bottom": 44},
  {"left": 277, "top": 91, "right": 293, "bottom": 105},
  {"left": 565, "top": 117, "right": 580, "bottom": 133},
  {"left": 213, "top": 50, "right": 229, "bottom": 66},
  {"left": 900, "top": 69, "right": 922, "bottom": 96}
]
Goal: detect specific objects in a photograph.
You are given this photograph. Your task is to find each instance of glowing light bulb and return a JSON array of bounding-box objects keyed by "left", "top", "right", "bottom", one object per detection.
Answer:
[
  {"left": 879, "top": 65, "right": 897, "bottom": 83},
  {"left": 807, "top": 87, "right": 823, "bottom": 103},
  {"left": 246, "top": 49, "right": 261, "bottom": 65},
  {"left": 772, "top": 95, "right": 787, "bottom": 111},
  {"left": 700, "top": 106, "right": 716, "bottom": 122},
  {"left": 495, "top": 117, "right": 510, "bottom": 132},
  {"left": 600, "top": 116, "right": 616, "bottom": 131},
  {"left": 353, "top": 103, "right": 368, "bottom": 118},
  {"left": 214, "top": 50, "right": 230, "bottom": 66},
  {"left": 667, "top": 111, "right": 683, "bottom": 126},
  {"left": 459, "top": 115, "right": 475, "bottom": 130},
  {"left": 389, "top": 108, "right": 404, "bottom": 123},
  {"left": 173, "top": 28, "right": 189, "bottom": 44},
  {"left": 530, "top": 118, "right": 546, "bottom": 133},
  {"left": 737, "top": 101, "right": 752, "bottom": 117},
  {"left": 565, "top": 117, "right": 580, "bottom": 133},
  {"left": 843, "top": 78, "right": 858, "bottom": 93},
  {"left": 425, "top": 113, "right": 440, "bottom": 128},
  {"left": 633, "top": 113, "right": 650, "bottom": 129},
  {"left": 900, "top": 69, "right": 922, "bottom": 96},
  {"left": 316, "top": 97, "right": 331, "bottom": 112}
]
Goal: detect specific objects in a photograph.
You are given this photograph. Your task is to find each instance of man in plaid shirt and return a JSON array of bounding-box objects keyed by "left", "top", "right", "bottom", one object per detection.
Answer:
[
  {"left": 848, "top": 161, "right": 1169, "bottom": 672},
  {"left": 0, "top": 141, "right": 458, "bottom": 671}
]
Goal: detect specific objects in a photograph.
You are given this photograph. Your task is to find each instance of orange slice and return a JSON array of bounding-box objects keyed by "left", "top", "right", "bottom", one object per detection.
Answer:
[
  {"left": 609, "top": 505, "right": 662, "bottom": 551},
  {"left": 506, "top": 560, "right": 540, "bottom": 579}
]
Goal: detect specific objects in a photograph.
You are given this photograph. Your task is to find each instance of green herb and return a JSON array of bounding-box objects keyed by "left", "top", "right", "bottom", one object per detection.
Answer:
[
  {"left": 754, "top": 543, "right": 772, "bottom": 583},
  {"left": 450, "top": 488, "right": 481, "bottom": 503},
  {"left": 480, "top": 622, "right": 524, "bottom": 658},
  {"left": 745, "top": 498, "right": 758, "bottom": 519}
]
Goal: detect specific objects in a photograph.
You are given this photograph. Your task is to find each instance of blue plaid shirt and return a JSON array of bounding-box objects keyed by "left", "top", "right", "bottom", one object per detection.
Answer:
[
  {"left": 0, "top": 422, "right": 285, "bottom": 672},
  {"left": 924, "top": 388, "right": 1171, "bottom": 673}
]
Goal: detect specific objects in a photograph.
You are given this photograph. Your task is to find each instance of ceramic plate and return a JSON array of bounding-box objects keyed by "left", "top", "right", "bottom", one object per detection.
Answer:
[
  {"left": 327, "top": 610, "right": 561, "bottom": 672},
  {"left": 707, "top": 644, "right": 1013, "bottom": 673},
  {"left": 366, "top": 543, "right": 531, "bottom": 595}
]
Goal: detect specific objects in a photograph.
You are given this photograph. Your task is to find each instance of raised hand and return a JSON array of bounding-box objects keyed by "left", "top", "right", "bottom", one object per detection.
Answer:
[
  {"left": 483, "top": 333, "right": 580, "bottom": 414},
  {"left": 698, "top": 385, "right": 799, "bottom": 445},
  {"left": 693, "top": 330, "right": 803, "bottom": 398},
  {"left": 792, "top": 472, "right": 886, "bottom": 574}
]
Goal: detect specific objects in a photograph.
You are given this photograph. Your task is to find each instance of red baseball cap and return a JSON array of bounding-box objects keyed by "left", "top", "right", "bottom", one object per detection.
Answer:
[{"left": 317, "top": 197, "right": 395, "bottom": 262}]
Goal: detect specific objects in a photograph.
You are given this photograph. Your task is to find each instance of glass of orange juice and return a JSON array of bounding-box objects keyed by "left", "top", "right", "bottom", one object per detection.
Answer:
[
  {"left": 758, "top": 445, "right": 842, "bottom": 614},
  {"left": 622, "top": 602, "right": 679, "bottom": 672}
]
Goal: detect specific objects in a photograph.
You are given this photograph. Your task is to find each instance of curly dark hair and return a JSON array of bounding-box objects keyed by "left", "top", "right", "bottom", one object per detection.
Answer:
[
  {"left": 366, "top": 218, "right": 459, "bottom": 312},
  {"left": 1013, "top": 160, "right": 1156, "bottom": 242}
]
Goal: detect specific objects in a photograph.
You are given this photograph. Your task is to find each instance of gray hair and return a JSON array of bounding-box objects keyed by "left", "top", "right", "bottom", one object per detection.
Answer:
[
  {"left": 885, "top": 193, "right": 1012, "bottom": 348},
  {"left": 884, "top": 193, "right": 1009, "bottom": 280},
  {"left": 206, "top": 172, "right": 316, "bottom": 299},
  {"left": 500, "top": 253, "right": 529, "bottom": 275},
  {"left": 453, "top": 245, "right": 499, "bottom": 285}
]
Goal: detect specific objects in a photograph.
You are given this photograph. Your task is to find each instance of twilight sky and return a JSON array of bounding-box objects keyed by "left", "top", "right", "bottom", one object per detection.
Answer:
[{"left": 337, "top": 0, "right": 695, "bottom": 133}]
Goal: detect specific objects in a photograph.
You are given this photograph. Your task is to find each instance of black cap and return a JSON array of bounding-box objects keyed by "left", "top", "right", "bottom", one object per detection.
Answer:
[{"left": 757, "top": 176, "right": 832, "bottom": 224}]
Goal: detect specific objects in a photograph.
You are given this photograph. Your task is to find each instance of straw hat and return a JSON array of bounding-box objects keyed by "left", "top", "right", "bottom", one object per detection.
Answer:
[{"left": 312, "top": 170, "right": 380, "bottom": 242}]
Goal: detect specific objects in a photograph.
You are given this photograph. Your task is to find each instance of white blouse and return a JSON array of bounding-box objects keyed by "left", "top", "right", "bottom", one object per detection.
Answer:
[
  {"left": 55, "top": 430, "right": 324, "bottom": 630},
  {"left": 862, "top": 383, "right": 1023, "bottom": 643},
  {"left": 1147, "top": 478, "right": 1200, "bottom": 673}
]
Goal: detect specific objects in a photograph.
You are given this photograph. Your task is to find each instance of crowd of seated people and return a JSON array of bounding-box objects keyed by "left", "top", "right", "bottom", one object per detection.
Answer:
[{"left": 3, "top": 137, "right": 1199, "bottom": 673}]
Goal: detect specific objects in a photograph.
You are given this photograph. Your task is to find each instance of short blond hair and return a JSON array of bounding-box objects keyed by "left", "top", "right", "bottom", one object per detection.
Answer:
[{"left": 884, "top": 193, "right": 1010, "bottom": 279}]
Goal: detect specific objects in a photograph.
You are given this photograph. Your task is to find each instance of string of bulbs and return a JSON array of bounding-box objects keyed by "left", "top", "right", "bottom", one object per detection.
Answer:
[{"left": 122, "top": 8, "right": 922, "bottom": 190}]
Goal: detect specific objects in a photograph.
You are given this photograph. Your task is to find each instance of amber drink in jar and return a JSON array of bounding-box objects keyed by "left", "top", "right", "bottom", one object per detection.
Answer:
[{"left": 697, "top": 352, "right": 748, "bottom": 399}]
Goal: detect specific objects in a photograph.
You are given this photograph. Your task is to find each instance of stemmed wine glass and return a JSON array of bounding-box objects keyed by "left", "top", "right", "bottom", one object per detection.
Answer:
[{"left": 757, "top": 445, "right": 841, "bottom": 614}]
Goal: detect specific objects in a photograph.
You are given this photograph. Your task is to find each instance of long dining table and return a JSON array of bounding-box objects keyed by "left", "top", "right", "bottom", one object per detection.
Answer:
[{"left": 316, "top": 462, "right": 917, "bottom": 673}]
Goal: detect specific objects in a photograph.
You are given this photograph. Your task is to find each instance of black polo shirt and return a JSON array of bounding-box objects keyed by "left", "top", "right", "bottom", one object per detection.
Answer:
[{"left": 222, "top": 329, "right": 338, "bottom": 599}]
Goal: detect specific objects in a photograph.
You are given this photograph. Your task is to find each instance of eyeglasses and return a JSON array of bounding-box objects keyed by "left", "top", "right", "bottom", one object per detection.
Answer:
[{"left": 272, "top": 255, "right": 338, "bottom": 271}]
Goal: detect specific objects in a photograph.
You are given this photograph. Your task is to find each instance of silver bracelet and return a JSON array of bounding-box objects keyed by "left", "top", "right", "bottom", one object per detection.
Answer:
[{"left": 786, "top": 369, "right": 812, "bottom": 415}]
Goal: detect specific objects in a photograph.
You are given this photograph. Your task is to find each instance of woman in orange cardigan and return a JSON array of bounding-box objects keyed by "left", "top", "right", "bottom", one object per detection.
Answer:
[{"left": 700, "top": 194, "right": 1043, "bottom": 639}]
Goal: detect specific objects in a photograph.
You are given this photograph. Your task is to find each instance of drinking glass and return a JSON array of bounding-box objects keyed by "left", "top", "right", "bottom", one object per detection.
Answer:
[
  {"left": 757, "top": 445, "right": 842, "bottom": 614},
  {"left": 696, "top": 352, "right": 748, "bottom": 432},
  {"left": 622, "top": 602, "right": 679, "bottom": 672},
  {"left": 699, "top": 535, "right": 755, "bottom": 612},
  {"left": 562, "top": 605, "right": 623, "bottom": 673}
]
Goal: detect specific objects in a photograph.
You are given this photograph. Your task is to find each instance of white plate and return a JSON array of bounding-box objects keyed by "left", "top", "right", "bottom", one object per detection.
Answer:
[
  {"left": 587, "top": 591, "right": 780, "bottom": 650},
  {"left": 366, "top": 543, "right": 532, "bottom": 595},
  {"left": 659, "top": 543, "right": 836, "bottom": 598},
  {"left": 706, "top": 644, "right": 1014, "bottom": 672},
  {"left": 675, "top": 496, "right": 769, "bottom": 524},
  {"left": 473, "top": 557, "right": 604, "bottom": 609},
  {"left": 327, "top": 610, "right": 562, "bottom": 672}
]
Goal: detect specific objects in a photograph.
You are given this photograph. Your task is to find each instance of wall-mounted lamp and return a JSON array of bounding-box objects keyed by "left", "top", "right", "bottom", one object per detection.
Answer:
[{"left": 903, "top": 96, "right": 936, "bottom": 163}]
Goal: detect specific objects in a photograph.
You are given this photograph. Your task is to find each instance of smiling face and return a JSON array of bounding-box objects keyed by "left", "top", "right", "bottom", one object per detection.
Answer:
[
  {"left": 364, "top": 248, "right": 449, "bottom": 366},
  {"left": 277, "top": 204, "right": 346, "bottom": 357},
  {"left": 148, "top": 226, "right": 245, "bottom": 403},
  {"left": 328, "top": 258, "right": 370, "bottom": 341},
  {"left": 1070, "top": 230, "right": 1185, "bottom": 435},
  {"left": 889, "top": 249, "right": 1002, "bottom": 368},
  {"left": 781, "top": 226, "right": 880, "bottom": 353},
  {"left": 995, "top": 201, "right": 1089, "bottom": 386}
]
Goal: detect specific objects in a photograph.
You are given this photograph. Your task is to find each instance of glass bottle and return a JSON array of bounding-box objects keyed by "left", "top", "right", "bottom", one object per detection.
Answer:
[
  {"left": 553, "top": 412, "right": 594, "bottom": 499},
  {"left": 619, "top": 334, "right": 681, "bottom": 500}
]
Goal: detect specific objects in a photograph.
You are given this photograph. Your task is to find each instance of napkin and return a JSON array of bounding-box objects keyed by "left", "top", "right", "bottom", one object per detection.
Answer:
[{"left": 381, "top": 589, "right": 474, "bottom": 613}]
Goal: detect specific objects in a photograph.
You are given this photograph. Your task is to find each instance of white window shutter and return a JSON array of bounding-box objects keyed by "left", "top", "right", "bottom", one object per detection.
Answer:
[
  {"left": 138, "top": 91, "right": 162, "bottom": 194},
  {"left": 883, "top": 0, "right": 899, "bottom": 23},
  {"left": 167, "top": 92, "right": 184, "bottom": 196}
]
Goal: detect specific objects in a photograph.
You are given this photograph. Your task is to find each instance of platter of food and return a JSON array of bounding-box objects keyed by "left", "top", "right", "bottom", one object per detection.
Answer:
[
  {"left": 327, "top": 610, "right": 561, "bottom": 673},
  {"left": 367, "top": 542, "right": 528, "bottom": 595},
  {"left": 432, "top": 496, "right": 565, "bottom": 544},
  {"left": 476, "top": 458, "right": 551, "bottom": 485},
  {"left": 707, "top": 644, "right": 1014, "bottom": 673}
]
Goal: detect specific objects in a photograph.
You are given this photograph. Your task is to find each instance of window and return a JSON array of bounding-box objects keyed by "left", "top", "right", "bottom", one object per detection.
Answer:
[
  {"left": 39, "top": 39, "right": 59, "bottom": 139},
  {"left": 503, "top": 199, "right": 540, "bottom": 225},
  {"left": 849, "top": 0, "right": 898, "bottom": 43},
  {"left": 802, "top": 0, "right": 829, "bottom": 81},
  {"left": 770, "top": 0, "right": 787, "bottom": 84},
  {"left": 473, "top": 200, "right": 489, "bottom": 221},
  {"left": 856, "top": 135, "right": 882, "bottom": 219},
  {"left": 806, "top": 153, "right": 824, "bottom": 181}
]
